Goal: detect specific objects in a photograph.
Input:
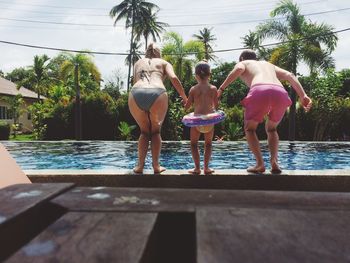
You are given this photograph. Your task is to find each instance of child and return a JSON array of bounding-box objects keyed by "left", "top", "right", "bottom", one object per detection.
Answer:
[{"left": 185, "top": 61, "right": 219, "bottom": 175}]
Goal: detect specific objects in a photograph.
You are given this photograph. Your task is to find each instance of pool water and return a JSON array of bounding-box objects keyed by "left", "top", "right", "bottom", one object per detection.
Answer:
[{"left": 2, "top": 141, "right": 350, "bottom": 170}]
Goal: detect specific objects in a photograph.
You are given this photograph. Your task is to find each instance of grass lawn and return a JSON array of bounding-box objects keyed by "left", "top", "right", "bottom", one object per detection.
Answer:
[{"left": 9, "top": 133, "right": 35, "bottom": 141}]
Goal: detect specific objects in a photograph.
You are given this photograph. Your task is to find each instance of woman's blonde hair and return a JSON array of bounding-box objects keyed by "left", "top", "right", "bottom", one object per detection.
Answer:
[{"left": 145, "top": 43, "right": 161, "bottom": 58}]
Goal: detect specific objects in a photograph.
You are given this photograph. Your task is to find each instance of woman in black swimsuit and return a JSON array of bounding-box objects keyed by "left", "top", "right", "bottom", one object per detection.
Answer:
[{"left": 128, "top": 43, "right": 187, "bottom": 174}]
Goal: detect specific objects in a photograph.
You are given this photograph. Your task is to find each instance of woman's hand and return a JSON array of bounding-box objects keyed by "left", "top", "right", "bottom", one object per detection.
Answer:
[{"left": 182, "top": 96, "right": 188, "bottom": 107}]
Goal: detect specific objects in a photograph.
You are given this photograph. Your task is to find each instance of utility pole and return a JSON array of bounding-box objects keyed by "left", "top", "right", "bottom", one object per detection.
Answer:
[{"left": 74, "top": 63, "right": 82, "bottom": 140}]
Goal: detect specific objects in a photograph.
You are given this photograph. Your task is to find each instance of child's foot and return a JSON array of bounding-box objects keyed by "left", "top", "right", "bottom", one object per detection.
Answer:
[
  {"left": 204, "top": 168, "right": 214, "bottom": 175},
  {"left": 188, "top": 168, "right": 201, "bottom": 175},
  {"left": 247, "top": 165, "right": 265, "bottom": 174},
  {"left": 270, "top": 160, "right": 282, "bottom": 174},
  {"left": 133, "top": 166, "right": 143, "bottom": 174},
  {"left": 154, "top": 166, "right": 166, "bottom": 174}
]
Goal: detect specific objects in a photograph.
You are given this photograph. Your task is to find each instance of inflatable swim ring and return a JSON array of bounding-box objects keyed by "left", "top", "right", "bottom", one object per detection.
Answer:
[{"left": 182, "top": 110, "right": 225, "bottom": 127}]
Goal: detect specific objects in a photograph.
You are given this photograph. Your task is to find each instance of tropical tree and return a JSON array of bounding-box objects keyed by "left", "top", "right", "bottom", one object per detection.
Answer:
[
  {"left": 110, "top": 0, "right": 159, "bottom": 91},
  {"left": 193, "top": 27, "right": 217, "bottom": 61},
  {"left": 134, "top": 9, "right": 168, "bottom": 50},
  {"left": 162, "top": 31, "right": 205, "bottom": 86},
  {"left": 60, "top": 52, "right": 101, "bottom": 94},
  {"left": 254, "top": 0, "right": 338, "bottom": 140},
  {"left": 22, "top": 55, "right": 51, "bottom": 100},
  {"left": 241, "top": 30, "right": 270, "bottom": 60},
  {"left": 124, "top": 41, "right": 142, "bottom": 67}
]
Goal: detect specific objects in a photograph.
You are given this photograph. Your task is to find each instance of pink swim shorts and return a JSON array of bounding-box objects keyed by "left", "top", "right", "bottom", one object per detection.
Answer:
[{"left": 241, "top": 83, "right": 292, "bottom": 123}]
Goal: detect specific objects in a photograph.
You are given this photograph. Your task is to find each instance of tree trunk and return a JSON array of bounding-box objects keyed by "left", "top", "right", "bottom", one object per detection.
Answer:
[
  {"left": 127, "top": 2, "right": 136, "bottom": 92},
  {"left": 74, "top": 63, "right": 82, "bottom": 140},
  {"left": 288, "top": 51, "right": 298, "bottom": 141}
]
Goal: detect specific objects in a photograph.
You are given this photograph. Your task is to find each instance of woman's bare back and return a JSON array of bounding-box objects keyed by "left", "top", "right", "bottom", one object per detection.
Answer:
[{"left": 133, "top": 58, "right": 167, "bottom": 88}]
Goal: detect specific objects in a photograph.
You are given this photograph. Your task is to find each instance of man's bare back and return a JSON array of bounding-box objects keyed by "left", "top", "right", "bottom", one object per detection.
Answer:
[{"left": 236, "top": 60, "right": 283, "bottom": 87}]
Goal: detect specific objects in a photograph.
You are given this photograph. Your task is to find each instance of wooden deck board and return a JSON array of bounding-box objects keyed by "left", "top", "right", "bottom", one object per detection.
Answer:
[
  {"left": 52, "top": 186, "right": 350, "bottom": 212},
  {"left": 7, "top": 211, "right": 157, "bottom": 263},
  {"left": 196, "top": 207, "right": 350, "bottom": 263}
]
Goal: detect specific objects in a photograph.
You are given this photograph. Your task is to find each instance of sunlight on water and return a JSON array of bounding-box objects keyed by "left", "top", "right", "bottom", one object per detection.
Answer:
[{"left": 3, "top": 141, "right": 350, "bottom": 170}]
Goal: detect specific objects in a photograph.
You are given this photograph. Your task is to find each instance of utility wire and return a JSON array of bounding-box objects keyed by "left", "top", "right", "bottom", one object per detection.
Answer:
[
  {"left": 0, "top": 6, "right": 349, "bottom": 28},
  {"left": 0, "top": 27, "right": 349, "bottom": 56}
]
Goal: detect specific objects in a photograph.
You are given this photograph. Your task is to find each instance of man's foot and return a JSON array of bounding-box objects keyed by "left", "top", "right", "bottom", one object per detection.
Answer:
[
  {"left": 133, "top": 166, "right": 143, "bottom": 174},
  {"left": 204, "top": 168, "right": 214, "bottom": 175},
  {"left": 247, "top": 165, "right": 265, "bottom": 174},
  {"left": 154, "top": 166, "right": 166, "bottom": 174},
  {"left": 270, "top": 159, "right": 282, "bottom": 174},
  {"left": 188, "top": 168, "right": 201, "bottom": 175}
]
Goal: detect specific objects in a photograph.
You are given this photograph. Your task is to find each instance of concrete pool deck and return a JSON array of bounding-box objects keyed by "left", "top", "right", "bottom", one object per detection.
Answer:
[{"left": 25, "top": 169, "right": 350, "bottom": 192}]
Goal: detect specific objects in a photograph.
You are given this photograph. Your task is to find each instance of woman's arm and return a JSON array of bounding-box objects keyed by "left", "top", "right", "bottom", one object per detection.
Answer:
[
  {"left": 164, "top": 62, "right": 187, "bottom": 104},
  {"left": 185, "top": 88, "right": 194, "bottom": 110}
]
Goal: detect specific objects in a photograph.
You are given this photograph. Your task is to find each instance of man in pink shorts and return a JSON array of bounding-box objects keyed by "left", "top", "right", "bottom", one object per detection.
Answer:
[{"left": 218, "top": 49, "right": 312, "bottom": 174}]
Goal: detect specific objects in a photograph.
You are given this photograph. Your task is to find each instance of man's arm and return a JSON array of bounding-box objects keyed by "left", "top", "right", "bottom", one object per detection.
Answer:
[
  {"left": 164, "top": 62, "right": 187, "bottom": 104},
  {"left": 218, "top": 62, "right": 245, "bottom": 98},
  {"left": 275, "top": 65, "right": 312, "bottom": 111},
  {"left": 212, "top": 86, "right": 219, "bottom": 110}
]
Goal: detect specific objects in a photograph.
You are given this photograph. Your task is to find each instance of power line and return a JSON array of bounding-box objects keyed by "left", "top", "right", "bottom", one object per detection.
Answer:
[
  {"left": 0, "top": 6, "right": 349, "bottom": 28},
  {"left": 0, "top": 27, "right": 349, "bottom": 56}
]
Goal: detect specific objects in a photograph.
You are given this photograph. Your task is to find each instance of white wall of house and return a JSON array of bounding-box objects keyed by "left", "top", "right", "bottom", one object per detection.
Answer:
[{"left": 0, "top": 97, "right": 34, "bottom": 133}]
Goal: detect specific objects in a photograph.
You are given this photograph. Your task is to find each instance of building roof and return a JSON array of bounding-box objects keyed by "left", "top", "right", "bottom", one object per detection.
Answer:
[{"left": 0, "top": 77, "right": 43, "bottom": 99}]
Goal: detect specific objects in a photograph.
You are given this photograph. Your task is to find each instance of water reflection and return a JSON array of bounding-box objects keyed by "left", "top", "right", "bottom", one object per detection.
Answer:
[{"left": 3, "top": 141, "right": 350, "bottom": 170}]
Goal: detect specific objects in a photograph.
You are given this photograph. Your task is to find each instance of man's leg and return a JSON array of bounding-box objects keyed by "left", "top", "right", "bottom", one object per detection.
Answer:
[
  {"left": 244, "top": 120, "right": 265, "bottom": 173},
  {"left": 265, "top": 119, "right": 281, "bottom": 173}
]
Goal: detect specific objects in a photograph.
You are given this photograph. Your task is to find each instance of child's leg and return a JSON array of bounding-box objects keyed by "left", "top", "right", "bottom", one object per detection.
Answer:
[
  {"left": 265, "top": 119, "right": 281, "bottom": 173},
  {"left": 189, "top": 127, "right": 201, "bottom": 174},
  {"left": 203, "top": 128, "right": 214, "bottom": 174},
  {"left": 244, "top": 120, "right": 265, "bottom": 173}
]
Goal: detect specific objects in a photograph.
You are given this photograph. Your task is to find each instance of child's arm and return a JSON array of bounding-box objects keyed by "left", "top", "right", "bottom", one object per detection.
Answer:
[
  {"left": 275, "top": 65, "right": 312, "bottom": 111},
  {"left": 185, "top": 87, "right": 194, "bottom": 110}
]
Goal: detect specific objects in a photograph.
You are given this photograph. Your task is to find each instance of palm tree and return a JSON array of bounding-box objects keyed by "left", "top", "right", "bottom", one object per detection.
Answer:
[
  {"left": 255, "top": 0, "right": 337, "bottom": 140},
  {"left": 134, "top": 9, "right": 168, "bottom": 50},
  {"left": 110, "top": 0, "right": 159, "bottom": 91},
  {"left": 162, "top": 31, "right": 205, "bottom": 86},
  {"left": 193, "top": 27, "right": 217, "bottom": 61},
  {"left": 241, "top": 30, "right": 271, "bottom": 61},
  {"left": 26, "top": 54, "right": 51, "bottom": 100},
  {"left": 60, "top": 52, "right": 101, "bottom": 93},
  {"left": 60, "top": 52, "right": 101, "bottom": 140},
  {"left": 125, "top": 41, "right": 142, "bottom": 66}
]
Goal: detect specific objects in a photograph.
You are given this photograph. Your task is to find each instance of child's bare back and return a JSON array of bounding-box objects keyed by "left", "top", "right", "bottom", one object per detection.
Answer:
[{"left": 186, "top": 83, "right": 218, "bottom": 115}]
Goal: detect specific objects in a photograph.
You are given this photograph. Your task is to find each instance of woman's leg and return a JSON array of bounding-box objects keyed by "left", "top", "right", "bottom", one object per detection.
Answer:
[
  {"left": 128, "top": 94, "right": 151, "bottom": 173},
  {"left": 149, "top": 93, "right": 168, "bottom": 173}
]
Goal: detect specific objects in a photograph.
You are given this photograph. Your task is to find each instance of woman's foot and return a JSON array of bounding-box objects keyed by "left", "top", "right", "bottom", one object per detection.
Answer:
[
  {"left": 247, "top": 165, "right": 265, "bottom": 174},
  {"left": 270, "top": 159, "right": 282, "bottom": 174},
  {"left": 154, "top": 166, "right": 166, "bottom": 174},
  {"left": 204, "top": 168, "right": 214, "bottom": 175},
  {"left": 133, "top": 166, "right": 143, "bottom": 174},
  {"left": 188, "top": 168, "right": 201, "bottom": 175}
]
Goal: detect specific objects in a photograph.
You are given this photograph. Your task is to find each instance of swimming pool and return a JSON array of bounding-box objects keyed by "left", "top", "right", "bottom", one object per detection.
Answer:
[{"left": 2, "top": 141, "right": 350, "bottom": 170}]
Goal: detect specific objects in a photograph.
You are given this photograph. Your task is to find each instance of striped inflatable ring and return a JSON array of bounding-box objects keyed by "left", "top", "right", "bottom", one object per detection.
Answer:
[{"left": 182, "top": 110, "right": 226, "bottom": 127}]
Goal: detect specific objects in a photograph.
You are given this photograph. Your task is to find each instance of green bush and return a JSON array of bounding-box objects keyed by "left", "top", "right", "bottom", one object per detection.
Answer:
[{"left": 0, "top": 121, "right": 10, "bottom": 140}]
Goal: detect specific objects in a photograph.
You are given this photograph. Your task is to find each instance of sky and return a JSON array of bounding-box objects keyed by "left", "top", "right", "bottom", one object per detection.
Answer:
[{"left": 0, "top": 0, "right": 349, "bottom": 89}]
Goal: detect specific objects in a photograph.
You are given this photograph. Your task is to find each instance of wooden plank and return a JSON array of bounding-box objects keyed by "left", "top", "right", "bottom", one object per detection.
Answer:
[
  {"left": 52, "top": 186, "right": 350, "bottom": 212},
  {"left": 0, "top": 183, "right": 74, "bottom": 261},
  {"left": 0, "top": 183, "right": 74, "bottom": 224},
  {"left": 0, "top": 143, "right": 31, "bottom": 188},
  {"left": 7, "top": 212, "right": 157, "bottom": 263},
  {"left": 197, "top": 208, "right": 350, "bottom": 263}
]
